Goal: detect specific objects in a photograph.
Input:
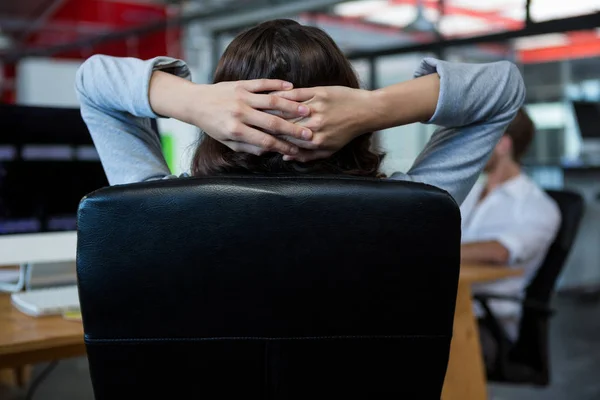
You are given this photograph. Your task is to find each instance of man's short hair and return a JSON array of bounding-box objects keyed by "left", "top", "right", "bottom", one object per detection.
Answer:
[{"left": 505, "top": 108, "right": 535, "bottom": 163}]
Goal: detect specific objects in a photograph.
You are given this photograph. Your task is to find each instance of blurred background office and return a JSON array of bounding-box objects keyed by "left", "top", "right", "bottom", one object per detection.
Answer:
[{"left": 0, "top": 0, "right": 599, "bottom": 399}]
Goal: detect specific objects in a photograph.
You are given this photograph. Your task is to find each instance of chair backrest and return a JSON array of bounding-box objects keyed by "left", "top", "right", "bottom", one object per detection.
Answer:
[
  {"left": 511, "top": 189, "right": 584, "bottom": 384},
  {"left": 524, "top": 190, "right": 584, "bottom": 303},
  {"left": 76, "top": 176, "right": 461, "bottom": 399}
]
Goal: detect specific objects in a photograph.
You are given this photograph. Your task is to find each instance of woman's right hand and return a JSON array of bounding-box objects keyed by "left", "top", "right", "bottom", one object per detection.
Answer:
[
  {"left": 149, "top": 71, "right": 313, "bottom": 156},
  {"left": 274, "top": 74, "right": 440, "bottom": 162}
]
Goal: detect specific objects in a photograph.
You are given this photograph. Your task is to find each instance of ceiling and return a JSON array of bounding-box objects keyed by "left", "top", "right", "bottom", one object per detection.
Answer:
[
  {"left": 315, "top": 0, "right": 600, "bottom": 53},
  {"left": 0, "top": 0, "right": 335, "bottom": 59},
  {"left": 332, "top": 0, "right": 600, "bottom": 35},
  {"left": 0, "top": 0, "right": 599, "bottom": 61}
]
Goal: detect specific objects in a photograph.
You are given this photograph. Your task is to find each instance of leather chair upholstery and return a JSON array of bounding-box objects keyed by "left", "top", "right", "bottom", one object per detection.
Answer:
[{"left": 76, "top": 176, "right": 461, "bottom": 399}]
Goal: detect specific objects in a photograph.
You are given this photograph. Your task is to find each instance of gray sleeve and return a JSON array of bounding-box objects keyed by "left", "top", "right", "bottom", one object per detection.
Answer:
[
  {"left": 75, "top": 55, "right": 191, "bottom": 185},
  {"left": 390, "top": 58, "right": 526, "bottom": 205}
]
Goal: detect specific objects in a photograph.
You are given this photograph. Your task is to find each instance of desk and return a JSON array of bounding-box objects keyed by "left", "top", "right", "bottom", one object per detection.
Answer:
[
  {"left": 0, "top": 294, "right": 85, "bottom": 387},
  {"left": 442, "top": 264, "right": 523, "bottom": 400}
]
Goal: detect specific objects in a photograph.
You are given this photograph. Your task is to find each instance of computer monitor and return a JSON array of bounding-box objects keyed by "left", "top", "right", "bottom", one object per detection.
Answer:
[
  {"left": 572, "top": 101, "right": 600, "bottom": 161},
  {"left": 0, "top": 104, "right": 159, "bottom": 267}
]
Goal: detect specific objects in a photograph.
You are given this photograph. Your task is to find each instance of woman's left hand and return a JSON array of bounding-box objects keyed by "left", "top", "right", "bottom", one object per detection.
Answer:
[{"left": 273, "top": 86, "right": 378, "bottom": 162}]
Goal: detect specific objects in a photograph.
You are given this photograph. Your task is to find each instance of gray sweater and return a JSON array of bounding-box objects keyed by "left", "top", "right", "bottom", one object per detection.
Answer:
[{"left": 75, "top": 56, "right": 525, "bottom": 205}]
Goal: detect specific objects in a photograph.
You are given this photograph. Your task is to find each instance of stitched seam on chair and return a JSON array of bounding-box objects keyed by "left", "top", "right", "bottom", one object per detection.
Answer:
[
  {"left": 103, "top": 174, "right": 450, "bottom": 195},
  {"left": 84, "top": 334, "right": 449, "bottom": 343},
  {"left": 177, "top": 175, "right": 452, "bottom": 196}
]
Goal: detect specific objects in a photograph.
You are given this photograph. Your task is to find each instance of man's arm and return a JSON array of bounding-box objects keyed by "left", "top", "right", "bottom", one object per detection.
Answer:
[
  {"left": 461, "top": 192, "right": 562, "bottom": 267},
  {"left": 461, "top": 241, "right": 510, "bottom": 265}
]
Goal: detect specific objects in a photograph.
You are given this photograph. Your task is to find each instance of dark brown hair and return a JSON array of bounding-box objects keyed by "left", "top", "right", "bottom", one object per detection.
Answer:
[
  {"left": 191, "top": 19, "right": 383, "bottom": 177},
  {"left": 505, "top": 108, "right": 535, "bottom": 163}
]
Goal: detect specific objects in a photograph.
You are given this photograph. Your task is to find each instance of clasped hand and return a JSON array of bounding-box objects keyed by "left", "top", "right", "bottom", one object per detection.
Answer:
[
  {"left": 152, "top": 71, "right": 437, "bottom": 162},
  {"left": 193, "top": 79, "right": 375, "bottom": 162}
]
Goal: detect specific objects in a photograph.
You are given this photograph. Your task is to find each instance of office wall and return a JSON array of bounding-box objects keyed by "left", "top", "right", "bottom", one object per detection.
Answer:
[{"left": 17, "top": 58, "right": 83, "bottom": 107}]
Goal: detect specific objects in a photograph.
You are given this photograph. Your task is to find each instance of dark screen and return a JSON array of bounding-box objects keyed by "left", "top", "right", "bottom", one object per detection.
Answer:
[
  {"left": 0, "top": 104, "right": 158, "bottom": 235},
  {"left": 573, "top": 101, "right": 600, "bottom": 139}
]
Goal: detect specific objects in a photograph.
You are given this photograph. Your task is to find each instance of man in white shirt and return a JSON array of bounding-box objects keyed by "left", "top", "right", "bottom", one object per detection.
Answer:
[{"left": 459, "top": 108, "right": 561, "bottom": 369}]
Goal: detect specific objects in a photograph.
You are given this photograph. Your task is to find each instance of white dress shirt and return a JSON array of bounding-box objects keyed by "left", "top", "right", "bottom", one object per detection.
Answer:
[{"left": 461, "top": 174, "right": 561, "bottom": 339}]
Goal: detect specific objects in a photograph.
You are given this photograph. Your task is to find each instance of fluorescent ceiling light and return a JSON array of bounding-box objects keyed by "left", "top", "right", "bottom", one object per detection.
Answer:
[
  {"left": 514, "top": 33, "right": 569, "bottom": 50},
  {"left": 334, "top": 0, "right": 387, "bottom": 17},
  {"left": 501, "top": 7, "right": 526, "bottom": 21},
  {"left": 366, "top": 5, "right": 417, "bottom": 27},
  {"left": 531, "top": 0, "right": 600, "bottom": 21},
  {"left": 449, "top": 0, "right": 525, "bottom": 12},
  {"left": 365, "top": 5, "right": 439, "bottom": 27},
  {"left": 438, "top": 15, "right": 489, "bottom": 36}
]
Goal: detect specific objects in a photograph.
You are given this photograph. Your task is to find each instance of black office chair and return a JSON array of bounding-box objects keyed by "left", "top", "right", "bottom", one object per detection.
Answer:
[
  {"left": 76, "top": 176, "right": 461, "bottom": 399},
  {"left": 475, "top": 190, "right": 584, "bottom": 386}
]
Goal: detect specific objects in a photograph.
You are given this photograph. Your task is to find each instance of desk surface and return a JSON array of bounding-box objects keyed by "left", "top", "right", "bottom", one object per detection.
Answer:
[
  {"left": 459, "top": 264, "right": 523, "bottom": 284},
  {"left": 0, "top": 294, "right": 83, "bottom": 358}
]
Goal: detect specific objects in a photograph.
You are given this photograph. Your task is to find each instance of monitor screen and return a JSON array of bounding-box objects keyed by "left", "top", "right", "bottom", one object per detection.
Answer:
[
  {"left": 0, "top": 105, "right": 159, "bottom": 236},
  {"left": 572, "top": 101, "right": 600, "bottom": 139}
]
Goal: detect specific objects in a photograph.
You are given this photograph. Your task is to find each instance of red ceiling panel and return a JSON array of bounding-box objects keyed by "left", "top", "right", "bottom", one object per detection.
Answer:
[{"left": 25, "top": 0, "right": 181, "bottom": 60}]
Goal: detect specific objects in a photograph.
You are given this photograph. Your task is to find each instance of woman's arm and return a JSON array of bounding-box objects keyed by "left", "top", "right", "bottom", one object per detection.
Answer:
[
  {"left": 76, "top": 55, "right": 311, "bottom": 185},
  {"left": 397, "top": 59, "right": 525, "bottom": 204},
  {"left": 273, "top": 73, "right": 439, "bottom": 158},
  {"left": 276, "top": 59, "right": 525, "bottom": 205},
  {"left": 148, "top": 70, "right": 313, "bottom": 156},
  {"left": 76, "top": 56, "right": 184, "bottom": 184}
]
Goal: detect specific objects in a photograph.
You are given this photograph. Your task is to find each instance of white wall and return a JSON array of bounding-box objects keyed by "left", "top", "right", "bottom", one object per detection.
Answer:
[{"left": 17, "top": 58, "right": 82, "bottom": 107}]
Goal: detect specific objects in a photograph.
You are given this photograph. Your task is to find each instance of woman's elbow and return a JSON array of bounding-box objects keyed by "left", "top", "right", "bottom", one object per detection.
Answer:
[
  {"left": 75, "top": 55, "right": 104, "bottom": 99},
  {"left": 75, "top": 59, "right": 90, "bottom": 99},
  {"left": 502, "top": 62, "right": 526, "bottom": 114}
]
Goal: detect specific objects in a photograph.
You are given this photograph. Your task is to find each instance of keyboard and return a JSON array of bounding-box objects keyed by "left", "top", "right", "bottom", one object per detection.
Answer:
[{"left": 11, "top": 285, "right": 80, "bottom": 317}]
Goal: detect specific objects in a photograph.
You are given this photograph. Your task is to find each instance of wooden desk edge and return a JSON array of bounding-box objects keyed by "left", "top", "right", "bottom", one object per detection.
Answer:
[
  {"left": 460, "top": 264, "right": 524, "bottom": 284},
  {"left": 0, "top": 334, "right": 84, "bottom": 357},
  {"left": 0, "top": 343, "right": 87, "bottom": 369}
]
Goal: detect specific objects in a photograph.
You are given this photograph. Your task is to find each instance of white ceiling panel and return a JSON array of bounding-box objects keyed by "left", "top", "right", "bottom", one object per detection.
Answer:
[
  {"left": 333, "top": 0, "right": 388, "bottom": 17},
  {"left": 501, "top": 7, "right": 526, "bottom": 21},
  {"left": 448, "top": 0, "right": 525, "bottom": 12},
  {"left": 438, "top": 15, "right": 489, "bottom": 36},
  {"left": 531, "top": 0, "right": 600, "bottom": 21},
  {"left": 365, "top": 5, "right": 417, "bottom": 27}
]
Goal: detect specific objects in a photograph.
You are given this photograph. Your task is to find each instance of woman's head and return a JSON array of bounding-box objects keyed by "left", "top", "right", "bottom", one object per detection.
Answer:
[{"left": 192, "top": 19, "right": 383, "bottom": 177}]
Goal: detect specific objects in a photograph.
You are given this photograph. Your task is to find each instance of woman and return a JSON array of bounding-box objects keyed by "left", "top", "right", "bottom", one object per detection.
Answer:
[{"left": 76, "top": 19, "right": 525, "bottom": 205}]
